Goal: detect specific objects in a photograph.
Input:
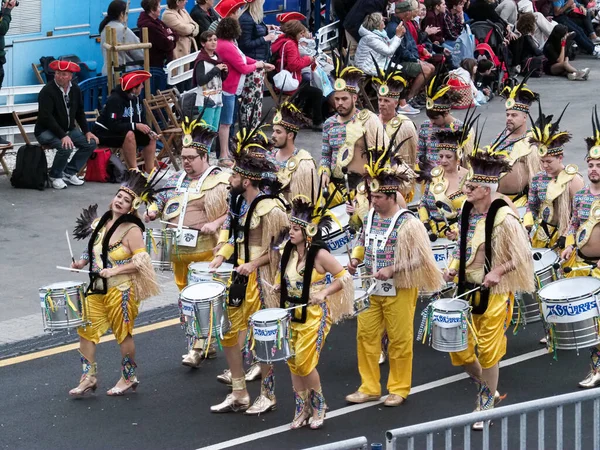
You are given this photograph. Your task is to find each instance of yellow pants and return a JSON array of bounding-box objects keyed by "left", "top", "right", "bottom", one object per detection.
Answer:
[
  {"left": 531, "top": 223, "right": 558, "bottom": 249},
  {"left": 221, "top": 269, "right": 261, "bottom": 348},
  {"left": 563, "top": 251, "right": 600, "bottom": 278},
  {"left": 172, "top": 250, "right": 214, "bottom": 292},
  {"left": 450, "top": 292, "right": 513, "bottom": 369},
  {"left": 78, "top": 283, "right": 139, "bottom": 345},
  {"left": 356, "top": 288, "right": 418, "bottom": 398},
  {"left": 287, "top": 303, "right": 332, "bottom": 377}
]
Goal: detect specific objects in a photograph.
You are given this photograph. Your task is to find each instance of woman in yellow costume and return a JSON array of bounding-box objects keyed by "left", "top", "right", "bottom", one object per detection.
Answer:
[
  {"left": 69, "top": 171, "right": 160, "bottom": 397},
  {"left": 279, "top": 187, "right": 354, "bottom": 429}
]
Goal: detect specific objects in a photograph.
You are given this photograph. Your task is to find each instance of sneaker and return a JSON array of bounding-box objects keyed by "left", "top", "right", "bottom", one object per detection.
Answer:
[
  {"left": 398, "top": 104, "right": 420, "bottom": 115},
  {"left": 568, "top": 72, "right": 578, "bottom": 80},
  {"left": 592, "top": 37, "right": 600, "bottom": 45},
  {"left": 582, "top": 68, "right": 591, "bottom": 80},
  {"left": 0, "top": 136, "right": 11, "bottom": 148},
  {"left": 63, "top": 173, "right": 84, "bottom": 186},
  {"left": 49, "top": 177, "right": 67, "bottom": 190}
]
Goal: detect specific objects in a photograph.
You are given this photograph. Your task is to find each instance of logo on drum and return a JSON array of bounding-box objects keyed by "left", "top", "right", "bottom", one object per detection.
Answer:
[
  {"left": 327, "top": 235, "right": 348, "bottom": 251},
  {"left": 254, "top": 328, "right": 278, "bottom": 338},
  {"left": 545, "top": 300, "right": 598, "bottom": 318},
  {"left": 432, "top": 313, "right": 462, "bottom": 324},
  {"left": 381, "top": 282, "right": 393, "bottom": 293},
  {"left": 434, "top": 254, "right": 446, "bottom": 262},
  {"left": 183, "top": 232, "right": 195, "bottom": 243}
]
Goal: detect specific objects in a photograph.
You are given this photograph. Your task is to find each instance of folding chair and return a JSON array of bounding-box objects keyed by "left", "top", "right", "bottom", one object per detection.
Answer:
[
  {"left": 357, "top": 78, "right": 378, "bottom": 113},
  {"left": 156, "top": 89, "right": 183, "bottom": 121},
  {"left": 143, "top": 95, "right": 181, "bottom": 171},
  {"left": 32, "top": 63, "right": 45, "bottom": 84},
  {"left": 77, "top": 110, "right": 101, "bottom": 177},
  {"left": 263, "top": 73, "right": 289, "bottom": 108},
  {"left": 0, "top": 142, "right": 13, "bottom": 177}
]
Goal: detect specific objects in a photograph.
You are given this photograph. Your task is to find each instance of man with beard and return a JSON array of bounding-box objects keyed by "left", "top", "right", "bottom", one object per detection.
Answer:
[
  {"left": 146, "top": 117, "right": 229, "bottom": 368},
  {"left": 270, "top": 100, "right": 318, "bottom": 202},
  {"left": 209, "top": 128, "right": 288, "bottom": 415},
  {"left": 560, "top": 108, "right": 600, "bottom": 388},
  {"left": 496, "top": 80, "right": 542, "bottom": 209}
]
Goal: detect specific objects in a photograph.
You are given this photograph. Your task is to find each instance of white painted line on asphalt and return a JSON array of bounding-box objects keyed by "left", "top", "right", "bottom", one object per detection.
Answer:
[{"left": 197, "top": 348, "right": 549, "bottom": 450}]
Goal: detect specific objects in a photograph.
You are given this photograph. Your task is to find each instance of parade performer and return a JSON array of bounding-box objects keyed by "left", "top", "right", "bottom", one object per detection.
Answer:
[
  {"left": 69, "top": 171, "right": 161, "bottom": 397},
  {"left": 561, "top": 106, "right": 600, "bottom": 388},
  {"left": 497, "top": 78, "right": 541, "bottom": 207},
  {"left": 346, "top": 139, "right": 443, "bottom": 407},
  {"left": 270, "top": 99, "right": 318, "bottom": 202},
  {"left": 209, "top": 124, "right": 289, "bottom": 414},
  {"left": 524, "top": 104, "right": 585, "bottom": 249},
  {"left": 280, "top": 192, "right": 354, "bottom": 429},
  {"left": 443, "top": 135, "right": 534, "bottom": 429},
  {"left": 418, "top": 108, "right": 477, "bottom": 240},
  {"left": 146, "top": 117, "right": 229, "bottom": 368}
]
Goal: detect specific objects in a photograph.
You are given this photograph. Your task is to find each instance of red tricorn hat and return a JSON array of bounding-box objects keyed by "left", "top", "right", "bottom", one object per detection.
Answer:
[
  {"left": 276, "top": 12, "right": 307, "bottom": 23},
  {"left": 120, "top": 70, "right": 152, "bottom": 91},
  {"left": 49, "top": 60, "right": 81, "bottom": 73},
  {"left": 214, "top": 0, "right": 255, "bottom": 18}
]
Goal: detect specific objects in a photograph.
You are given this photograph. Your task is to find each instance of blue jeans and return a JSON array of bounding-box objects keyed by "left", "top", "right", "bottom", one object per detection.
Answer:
[
  {"left": 36, "top": 129, "right": 97, "bottom": 178},
  {"left": 555, "top": 15, "right": 595, "bottom": 54}
]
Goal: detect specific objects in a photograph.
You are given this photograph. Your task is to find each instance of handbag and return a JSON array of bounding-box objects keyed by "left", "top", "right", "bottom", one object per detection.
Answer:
[
  {"left": 228, "top": 271, "right": 248, "bottom": 307},
  {"left": 84, "top": 147, "right": 111, "bottom": 182},
  {"left": 273, "top": 42, "right": 300, "bottom": 92}
]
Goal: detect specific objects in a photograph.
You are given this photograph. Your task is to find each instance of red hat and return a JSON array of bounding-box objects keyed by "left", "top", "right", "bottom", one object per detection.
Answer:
[
  {"left": 276, "top": 12, "right": 307, "bottom": 23},
  {"left": 49, "top": 60, "right": 81, "bottom": 73},
  {"left": 120, "top": 70, "right": 152, "bottom": 91},
  {"left": 215, "top": 0, "right": 254, "bottom": 18}
]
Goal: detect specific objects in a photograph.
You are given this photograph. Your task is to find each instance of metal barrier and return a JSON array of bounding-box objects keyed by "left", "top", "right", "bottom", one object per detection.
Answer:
[
  {"left": 386, "top": 388, "right": 600, "bottom": 450},
  {"left": 303, "top": 436, "right": 369, "bottom": 450}
]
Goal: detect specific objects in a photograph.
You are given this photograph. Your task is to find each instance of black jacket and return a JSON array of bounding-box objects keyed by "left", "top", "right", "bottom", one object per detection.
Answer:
[
  {"left": 35, "top": 81, "right": 88, "bottom": 138},
  {"left": 190, "top": 4, "right": 219, "bottom": 38},
  {"left": 94, "top": 87, "right": 144, "bottom": 134},
  {"left": 238, "top": 11, "right": 270, "bottom": 62}
]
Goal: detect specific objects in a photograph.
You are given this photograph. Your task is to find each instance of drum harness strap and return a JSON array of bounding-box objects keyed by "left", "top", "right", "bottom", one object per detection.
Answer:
[{"left": 174, "top": 166, "right": 219, "bottom": 235}]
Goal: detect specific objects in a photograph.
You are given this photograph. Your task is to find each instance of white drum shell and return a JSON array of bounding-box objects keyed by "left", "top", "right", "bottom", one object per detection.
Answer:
[
  {"left": 188, "top": 262, "right": 233, "bottom": 285},
  {"left": 250, "top": 308, "right": 292, "bottom": 363},
  {"left": 430, "top": 298, "right": 470, "bottom": 352},
  {"left": 39, "top": 281, "right": 88, "bottom": 331}
]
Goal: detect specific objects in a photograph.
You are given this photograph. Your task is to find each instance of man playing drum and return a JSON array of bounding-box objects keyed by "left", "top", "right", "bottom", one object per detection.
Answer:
[
  {"left": 146, "top": 118, "right": 229, "bottom": 368},
  {"left": 209, "top": 127, "right": 289, "bottom": 415},
  {"left": 346, "top": 140, "right": 443, "bottom": 407},
  {"left": 561, "top": 107, "right": 600, "bottom": 388},
  {"left": 443, "top": 139, "right": 534, "bottom": 430},
  {"left": 524, "top": 104, "right": 585, "bottom": 249}
]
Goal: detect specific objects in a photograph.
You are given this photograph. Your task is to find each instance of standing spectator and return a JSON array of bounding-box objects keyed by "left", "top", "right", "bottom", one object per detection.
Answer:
[
  {"left": 162, "top": 0, "right": 200, "bottom": 62},
  {"left": 543, "top": 24, "right": 590, "bottom": 79},
  {"left": 355, "top": 12, "right": 405, "bottom": 75},
  {"left": 344, "top": 0, "right": 393, "bottom": 61},
  {"left": 0, "top": 0, "right": 16, "bottom": 148},
  {"left": 238, "top": 0, "right": 276, "bottom": 130},
  {"left": 35, "top": 61, "right": 98, "bottom": 190},
  {"left": 552, "top": 0, "right": 600, "bottom": 56},
  {"left": 422, "top": 0, "right": 447, "bottom": 45},
  {"left": 192, "top": 31, "right": 228, "bottom": 131},
  {"left": 191, "top": 0, "right": 219, "bottom": 41},
  {"left": 100, "top": 0, "right": 145, "bottom": 76},
  {"left": 138, "top": 0, "right": 178, "bottom": 69}
]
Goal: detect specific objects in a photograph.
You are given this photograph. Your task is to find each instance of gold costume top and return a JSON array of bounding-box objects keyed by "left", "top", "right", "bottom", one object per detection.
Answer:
[
  {"left": 272, "top": 148, "right": 318, "bottom": 202},
  {"left": 566, "top": 187, "right": 600, "bottom": 251}
]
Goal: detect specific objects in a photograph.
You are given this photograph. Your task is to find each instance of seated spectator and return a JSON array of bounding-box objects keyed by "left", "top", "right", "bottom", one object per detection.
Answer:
[
  {"left": 474, "top": 58, "right": 496, "bottom": 98},
  {"left": 450, "top": 58, "right": 488, "bottom": 104},
  {"left": 355, "top": 12, "right": 405, "bottom": 75},
  {"left": 543, "top": 24, "right": 590, "bottom": 79},
  {"left": 138, "top": 0, "right": 178, "bottom": 69},
  {"left": 497, "top": 0, "right": 556, "bottom": 47},
  {"left": 35, "top": 61, "right": 97, "bottom": 190},
  {"left": 444, "top": 0, "right": 466, "bottom": 46},
  {"left": 422, "top": 0, "right": 447, "bottom": 45},
  {"left": 551, "top": 0, "right": 600, "bottom": 56},
  {"left": 344, "top": 0, "right": 393, "bottom": 60},
  {"left": 100, "top": 0, "right": 144, "bottom": 76},
  {"left": 192, "top": 31, "right": 228, "bottom": 131},
  {"left": 92, "top": 71, "right": 157, "bottom": 174},
  {"left": 514, "top": 12, "right": 545, "bottom": 72},
  {"left": 191, "top": 0, "right": 219, "bottom": 41}
]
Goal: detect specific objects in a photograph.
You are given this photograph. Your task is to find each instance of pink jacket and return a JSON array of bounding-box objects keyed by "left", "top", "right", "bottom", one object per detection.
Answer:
[{"left": 217, "top": 39, "right": 257, "bottom": 94}]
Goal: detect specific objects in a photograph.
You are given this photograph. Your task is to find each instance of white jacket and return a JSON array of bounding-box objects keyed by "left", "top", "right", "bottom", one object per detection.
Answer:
[{"left": 354, "top": 26, "right": 402, "bottom": 76}]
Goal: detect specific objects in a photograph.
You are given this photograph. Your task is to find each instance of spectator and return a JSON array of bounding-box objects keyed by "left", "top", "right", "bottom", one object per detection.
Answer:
[
  {"left": 467, "top": 0, "right": 509, "bottom": 27},
  {"left": 162, "top": 0, "right": 200, "bottom": 62},
  {"left": 543, "top": 24, "right": 590, "bottom": 79},
  {"left": 344, "top": 0, "right": 393, "bottom": 60},
  {"left": 514, "top": 12, "right": 545, "bottom": 72},
  {"left": 35, "top": 61, "right": 97, "bottom": 190},
  {"left": 450, "top": 58, "right": 488, "bottom": 104},
  {"left": 444, "top": 0, "right": 466, "bottom": 45},
  {"left": 238, "top": 0, "right": 276, "bottom": 130},
  {"left": 474, "top": 58, "right": 495, "bottom": 98},
  {"left": 92, "top": 71, "right": 157, "bottom": 174},
  {"left": 271, "top": 20, "right": 324, "bottom": 129},
  {"left": 216, "top": 17, "right": 274, "bottom": 164},
  {"left": 552, "top": 0, "right": 600, "bottom": 56},
  {"left": 190, "top": 0, "right": 219, "bottom": 40},
  {"left": 0, "top": 0, "right": 16, "bottom": 148},
  {"left": 497, "top": 0, "right": 556, "bottom": 47},
  {"left": 192, "top": 31, "right": 228, "bottom": 131},
  {"left": 100, "top": 0, "right": 144, "bottom": 76},
  {"left": 422, "top": 0, "right": 447, "bottom": 44},
  {"left": 355, "top": 12, "right": 405, "bottom": 75},
  {"left": 298, "top": 31, "right": 317, "bottom": 83},
  {"left": 386, "top": 4, "right": 403, "bottom": 37},
  {"left": 417, "top": 2, "right": 427, "bottom": 25},
  {"left": 138, "top": 0, "right": 178, "bottom": 68}
]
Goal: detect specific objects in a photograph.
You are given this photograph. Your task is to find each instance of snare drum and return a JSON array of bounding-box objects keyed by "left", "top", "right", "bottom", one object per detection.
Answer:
[
  {"left": 539, "top": 277, "right": 600, "bottom": 350},
  {"left": 430, "top": 238, "right": 457, "bottom": 271},
  {"left": 430, "top": 298, "right": 471, "bottom": 352},
  {"left": 145, "top": 228, "right": 176, "bottom": 271},
  {"left": 179, "top": 281, "right": 230, "bottom": 340},
  {"left": 39, "top": 281, "right": 88, "bottom": 331},
  {"left": 322, "top": 204, "right": 350, "bottom": 255},
  {"left": 250, "top": 308, "right": 292, "bottom": 363},
  {"left": 333, "top": 254, "right": 365, "bottom": 290},
  {"left": 188, "top": 262, "right": 234, "bottom": 285},
  {"left": 353, "top": 280, "right": 377, "bottom": 316}
]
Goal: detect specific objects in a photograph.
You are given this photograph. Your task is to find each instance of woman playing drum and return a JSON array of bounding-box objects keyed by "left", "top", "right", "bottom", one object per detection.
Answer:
[
  {"left": 278, "top": 194, "right": 354, "bottom": 429},
  {"left": 69, "top": 171, "right": 160, "bottom": 397}
]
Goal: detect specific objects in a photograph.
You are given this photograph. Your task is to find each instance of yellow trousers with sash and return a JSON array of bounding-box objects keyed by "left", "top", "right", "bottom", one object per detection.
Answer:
[
  {"left": 562, "top": 251, "right": 600, "bottom": 278},
  {"left": 172, "top": 250, "right": 214, "bottom": 292},
  {"left": 357, "top": 288, "right": 418, "bottom": 398}
]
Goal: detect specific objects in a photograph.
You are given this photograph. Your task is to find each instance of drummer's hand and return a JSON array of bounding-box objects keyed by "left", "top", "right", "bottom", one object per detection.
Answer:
[
  {"left": 236, "top": 261, "right": 256, "bottom": 276},
  {"left": 213, "top": 242, "right": 224, "bottom": 256},
  {"left": 273, "top": 284, "right": 281, "bottom": 293},
  {"left": 443, "top": 268, "right": 456, "bottom": 283},
  {"left": 99, "top": 267, "right": 117, "bottom": 278},
  {"left": 483, "top": 268, "right": 502, "bottom": 288},
  {"left": 446, "top": 230, "right": 457, "bottom": 241},
  {"left": 209, "top": 255, "right": 225, "bottom": 269},
  {"left": 309, "top": 291, "right": 327, "bottom": 305},
  {"left": 345, "top": 201, "right": 355, "bottom": 215},
  {"left": 347, "top": 258, "right": 360, "bottom": 275},
  {"left": 374, "top": 266, "right": 394, "bottom": 280},
  {"left": 145, "top": 210, "right": 158, "bottom": 223},
  {"left": 525, "top": 225, "right": 532, "bottom": 232},
  {"left": 201, "top": 221, "right": 219, "bottom": 234},
  {"left": 561, "top": 245, "right": 573, "bottom": 261}
]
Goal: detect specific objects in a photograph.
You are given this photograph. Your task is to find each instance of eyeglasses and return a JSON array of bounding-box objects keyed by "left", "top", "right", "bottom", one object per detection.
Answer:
[
  {"left": 463, "top": 184, "right": 481, "bottom": 193},
  {"left": 181, "top": 154, "right": 201, "bottom": 162}
]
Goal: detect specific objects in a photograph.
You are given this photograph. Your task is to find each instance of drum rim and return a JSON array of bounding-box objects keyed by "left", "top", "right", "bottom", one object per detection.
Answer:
[
  {"left": 40, "top": 281, "right": 86, "bottom": 291},
  {"left": 180, "top": 281, "right": 226, "bottom": 299},
  {"left": 147, "top": 228, "right": 176, "bottom": 235},
  {"left": 188, "top": 262, "right": 234, "bottom": 273},
  {"left": 251, "top": 307, "right": 290, "bottom": 322},
  {"left": 538, "top": 277, "right": 600, "bottom": 301},
  {"left": 431, "top": 298, "right": 470, "bottom": 313}
]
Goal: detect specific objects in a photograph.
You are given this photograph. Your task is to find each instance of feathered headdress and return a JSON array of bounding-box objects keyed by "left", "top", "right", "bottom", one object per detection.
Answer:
[
  {"left": 181, "top": 114, "right": 218, "bottom": 153},
  {"left": 584, "top": 105, "right": 600, "bottom": 161},
  {"left": 501, "top": 72, "right": 539, "bottom": 112},
  {"left": 433, "top": 105, "right": 479, "bottom": 160},
  {"left": 426, "top": 66, "right": 461, "bottom": 112},
  {"left": 332, "top": 54, "right": 365, "bottom": 94},
  {"left": 466, "top": 120, "right": 514, "bottom": 185},
  {"left": 272, "top": 96, "right": 312, "bottom": 133},
  {"left": 371, "top": 57, "right": 407, "bottom": 99},
  {"left": 119, "top": 169, "right": 168, "bottom": 211},
  {"left": 73, "top": 204, "right": 99, "bottom": 241},
  {"left": 528, "top": 102, "right": 571, "bottom": 158}
]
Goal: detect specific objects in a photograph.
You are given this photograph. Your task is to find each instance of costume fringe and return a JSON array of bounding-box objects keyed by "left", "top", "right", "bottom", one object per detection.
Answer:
[
  {"left": 327, "top": 272, "right": 355, "bottom": 324},
  {"left": 131, "top": 252, "right": 161, "bottom": 301},
  {"left": 260, "top": 206, "right": 290, "bottom": 309},
  {"left": 525, "top": 149, "right": 541, "bottom": 185},
  {"left": 393, "top": 123, "right": 418, "bottom": 167},
  {"left": 288, "top": 159, "right": 318, "bottom": 202},
  {"left": 365, "top": 113, "right": 390, "bottom": 150},
  {"left": 204, "top": 183, "right": 229, "bottom": 225},
  {"left": 555, "top": 184, "right": 572, "bottom": 238},
  {"left": 393, "top": 218, "right": 444, "bottom": 291}
]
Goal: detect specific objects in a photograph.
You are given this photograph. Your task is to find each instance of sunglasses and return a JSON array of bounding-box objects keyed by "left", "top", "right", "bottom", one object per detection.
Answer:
[
  {"left": 181, "top": 154, "right": 201, "bottom": 162},
  {"left": 463, "top": 184, "right": 481, "bottom": 193}
]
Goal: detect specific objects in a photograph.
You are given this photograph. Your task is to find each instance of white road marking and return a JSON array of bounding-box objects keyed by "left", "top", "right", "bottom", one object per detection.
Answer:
[{"left": 197, "top": 348, "right": 549, "bottom": 450}]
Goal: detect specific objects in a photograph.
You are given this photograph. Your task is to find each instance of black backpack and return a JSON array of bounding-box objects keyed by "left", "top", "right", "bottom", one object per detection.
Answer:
[{"left": 10, "top": 144, "right": 49, "bottom": 190}]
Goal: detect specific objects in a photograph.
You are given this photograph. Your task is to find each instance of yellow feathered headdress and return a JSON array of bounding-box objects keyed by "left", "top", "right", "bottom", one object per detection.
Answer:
[
  {"left": 433, "top": 105, "right": 479, "bottom": 160},
  {"left": 501, "top": 72, "right": 539, "bottom": 112},
  {"left": 528, "top": 102, "right": 571, "bottom": 157},
  {"left": 466, "top": 119, "right": 515, "bottom": 185},
  {"left": 332, "top": 54, "right": 365, "bottom": 94},
  {"left": 425, "top": 66, "right": 461, "bottom": 112},
  {"left": 371, "top": 57, "right": 407, "bottom": 99},
  {"left": 181, "top": 115, "right": 217, "bottom": 152},
  {"left": 363, "top": 129, "right": 414, "bottom": 193},
  {"left": 584, "top": 105, "right": 600, "bottom": 161}
]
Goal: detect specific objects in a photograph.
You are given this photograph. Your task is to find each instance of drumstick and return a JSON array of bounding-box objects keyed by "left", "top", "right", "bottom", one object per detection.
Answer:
[
  {"left": 56, "top": 265, "right": 90, "bottom": 274},
  {"left": 65, "top": 230, "right": 75, "bottom": 263},
  {"left": 563, "top": 265, "right": 595, "bottom": 274},
  {"left": 160, "top": 220, "right": 190, "bottom": 229},
  {"left": 454, "top": 285, "right": 481, "bottom": 299}
]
